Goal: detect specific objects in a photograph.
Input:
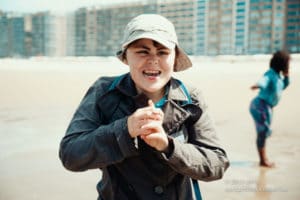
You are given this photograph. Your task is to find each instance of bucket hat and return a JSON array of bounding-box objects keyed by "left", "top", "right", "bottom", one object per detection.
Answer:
[{"left": 116, "top": 14, "right": 192, "bottom": 72}]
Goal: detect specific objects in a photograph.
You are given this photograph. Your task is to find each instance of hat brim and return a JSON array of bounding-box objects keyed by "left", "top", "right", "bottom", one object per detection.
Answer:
[{"left": 174, "top": 47, "right": 192, "bottom": 72}]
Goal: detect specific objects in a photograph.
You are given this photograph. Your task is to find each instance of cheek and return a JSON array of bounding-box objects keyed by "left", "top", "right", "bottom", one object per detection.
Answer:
[
  {"left": 166, "top": 55, "right": 176, "bottom": 70},
  {"left": 167, "top": 50, "right": 176, "bottom": 64},
  {"left": 126, "top": 53, "right": 142, "bottom": 68},
  {"left": 128, "top": 61, "right": 142, "bottom": 74}
]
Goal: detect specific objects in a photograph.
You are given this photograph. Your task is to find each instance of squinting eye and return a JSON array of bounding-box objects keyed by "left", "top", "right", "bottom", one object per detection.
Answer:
[
  {"left": 136, "top": 50, "right": 148, "bottom": 55},
  {"left": 158, "top": 51, "right": 169, "bottom": 56}
]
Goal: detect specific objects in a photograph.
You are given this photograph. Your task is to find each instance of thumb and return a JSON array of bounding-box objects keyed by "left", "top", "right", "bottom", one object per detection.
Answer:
[{"left": 148, "top": 99, "right": 155, "bottom": 108}]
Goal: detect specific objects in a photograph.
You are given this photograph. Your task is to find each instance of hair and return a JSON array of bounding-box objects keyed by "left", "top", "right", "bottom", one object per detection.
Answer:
[{"left": 270, "top": 50, "right": 290, "bottom": 73}]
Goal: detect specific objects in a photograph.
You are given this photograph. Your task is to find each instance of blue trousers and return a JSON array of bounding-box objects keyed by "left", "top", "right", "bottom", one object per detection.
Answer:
[{"left": 250, "top": 97, "right": 272, "bottom": 148}]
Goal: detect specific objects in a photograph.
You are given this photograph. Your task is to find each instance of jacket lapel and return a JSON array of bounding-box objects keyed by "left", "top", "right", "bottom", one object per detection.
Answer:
[{"left": 162, "top": 100, "right": 191, "bottom": 134}]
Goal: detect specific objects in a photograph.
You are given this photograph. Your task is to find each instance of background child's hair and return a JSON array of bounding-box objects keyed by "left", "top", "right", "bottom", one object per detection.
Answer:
[{"left": 270, "top": 50, "right": 290, "bottom": 73}]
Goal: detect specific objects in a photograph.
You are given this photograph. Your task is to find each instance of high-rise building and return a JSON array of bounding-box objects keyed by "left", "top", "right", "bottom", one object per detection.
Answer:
[
  {"left": 74, "top": 8, "right": 87, "bottom": 56},
  {"left": 195, "top": 0, "right": 207, "bottom": 55},
  {"left": 46, "top": 15, "right": 67, "bottom": 57},
  {"left": 0, "top": 0, "right": 299, "bottom": 57},
  {"left": 0, "top": 12, "right": 25, "bottom": 57},
  {"left": 9, "top": 16, "right": 25, "bottom": 57},
  {"left": 0, "top": 11, "right": 9, "bottom": 57},
  {"left": 234, "top": 0, "right": 249, "bottom": 55},
  {"left": 24, "top": 15, "right": 33, "bottom": 57},
  {"left": 74, "top": 2, "right": 157, "bottom": 56},
  {"left": 66, "top": 13, "right": 75, "bottom": 56},
  {"left": 248, "top": 0, "right": 285, "bottom": 54},
  {"left": 101, "top": 2, "right": 157, "bottom": 56},
  {"left": 285, "top": 0, "right": 300, "bottom": 53},
  {"left": 195, "top": 0, "right": 251, "bottom": 55},
  {"left": 31, "top": 12, "right": 49, "bottom": 56},
  {"left": 158, "top": 0, "right": 196, "bottom": 55}
]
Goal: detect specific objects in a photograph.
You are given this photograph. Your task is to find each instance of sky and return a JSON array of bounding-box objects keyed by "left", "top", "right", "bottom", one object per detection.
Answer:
[{"left": 0, "top": 0, "right": 140, "bottom": 13}]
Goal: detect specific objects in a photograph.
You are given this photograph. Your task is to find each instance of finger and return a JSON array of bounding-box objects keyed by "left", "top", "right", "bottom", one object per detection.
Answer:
[
  {"left": 141, "top": 132, "right": 169, "bottom": 151},
  {"left": 138, "top": 109, "right": 163, "bottom": 121},
  {"left": 139, "top": 129, "right": 154, "bottom": 136},
  {"left": 154, "top": 108, "right": 164, "bottom": 118},
  {"left": 148, "top": 100, "right": 164, "bottom": 116},
  {"left": 135, "top": 106, "right": 159, "bottom": 117},
  {"left": 143, "top": 132, "right": 162, "bottom": 140},
  {"left": 141, "top": 121, "right": 163, "bottom": 132},
  {"left": 132, "top": 104, "right": 164, "bottom": 123},
  {"left": 146, "top": 113, "right": 163, "bottom": 121},
  {"left": 132, "top": 109, "right": 153, "bottom": 121}
]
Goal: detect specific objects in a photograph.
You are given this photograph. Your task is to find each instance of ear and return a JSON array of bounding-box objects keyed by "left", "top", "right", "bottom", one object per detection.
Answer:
[
  {"left": 122, "top": 50, "right": 129, "bottom": 65},
  {"left": 123, "top": 56, "right": 128, "bottom": 65}
]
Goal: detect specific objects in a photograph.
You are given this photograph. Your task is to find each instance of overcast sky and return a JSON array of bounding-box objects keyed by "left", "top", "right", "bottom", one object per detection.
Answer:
[{"left": 0, "top": 0, "right": 140, "bottom": 13}]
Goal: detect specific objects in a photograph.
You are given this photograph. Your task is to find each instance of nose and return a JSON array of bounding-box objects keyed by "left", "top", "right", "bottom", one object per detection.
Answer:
[{"left": 147, "top": 54, "right": 159, "bottom": 65}]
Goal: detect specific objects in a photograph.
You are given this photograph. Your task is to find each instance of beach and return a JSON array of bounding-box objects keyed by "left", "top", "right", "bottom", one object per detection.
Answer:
[{"left": 0, "top": 56, "right": 299, "bottom": 200}]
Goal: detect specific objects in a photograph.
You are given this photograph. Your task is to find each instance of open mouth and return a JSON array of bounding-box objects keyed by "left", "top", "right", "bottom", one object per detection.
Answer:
[{"left": 143, "top": 70, "right": 161, "bottom": 77}]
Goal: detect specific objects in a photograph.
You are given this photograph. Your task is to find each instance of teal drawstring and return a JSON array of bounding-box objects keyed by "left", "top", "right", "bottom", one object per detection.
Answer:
[{"left": 193, "top": 179, "right": 202, "bottom": 200}]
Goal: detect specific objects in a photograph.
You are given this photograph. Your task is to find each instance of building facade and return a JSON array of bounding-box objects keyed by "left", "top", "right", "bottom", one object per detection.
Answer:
[
  {"left": 158, "top": 0, "right": 196, "bottom": 55},
  {"left": 74, "top": 2, "right": 157, "bottom": 56},
  {"left": 248, "top": 0, "right": 283, "bottom": 54},
  {"left": 0, "top": 0, "right": 299, "bottom": 57},
  {"left": 0, "top": 11, "right": 9, "bottom": 57},
  {"left": 234, "top": 0, "right": 249, "bottom": 55},
  {"left": 0, "top": 12, "right": 25, "bottom": 57},
  {"left": 285, "top": 0, "right": 300, "bottom": 53}
]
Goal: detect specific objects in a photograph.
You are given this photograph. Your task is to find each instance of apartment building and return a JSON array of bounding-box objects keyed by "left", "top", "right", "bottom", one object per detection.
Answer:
[
  {"left": 234, "top": 0, "right": 249, "bottom": 54},
  {"left": 74, "top": 2, "right": 157, "bottom": 56},
  {"left": 0, "top": 11, "right": 9, "bottom": 57},
  {"left": 158, "top": 0, "right": 196, "bottom": 55},
  {"left": 0, "top": 12, "right": 25, "bottom": 57},
  {"left": 285, "top": 0, "right": 300, "bottom": 53},
  {"left": 248, "top": 0, "right": 284, "bottom": 54},
  {"left": 0, "top": 0, "right": 299, "bottom": 57}
]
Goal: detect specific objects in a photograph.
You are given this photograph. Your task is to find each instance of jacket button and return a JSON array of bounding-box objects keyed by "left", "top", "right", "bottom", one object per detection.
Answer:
[{"left": 154, "top": 185, "right": 164, "bottom": 194}]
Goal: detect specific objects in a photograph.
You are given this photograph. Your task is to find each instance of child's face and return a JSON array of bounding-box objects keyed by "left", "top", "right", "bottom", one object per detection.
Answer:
[{"left": 124, "top": 39, "right": 176, "bottom": 97}]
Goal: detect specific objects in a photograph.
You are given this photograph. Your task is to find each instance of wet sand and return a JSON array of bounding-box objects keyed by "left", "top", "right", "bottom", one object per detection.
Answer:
[{"left": 0, "top": 56, "right": 299, "bottom": 200}]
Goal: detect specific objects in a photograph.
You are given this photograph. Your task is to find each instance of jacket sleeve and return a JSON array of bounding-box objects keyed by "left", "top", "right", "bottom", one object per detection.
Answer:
[
  {"left": 283, "top": 76, "right": 290, "bottom": 90},
  {"left": 257, "top": 75, "right": 270, "bottom": 89},
  {"left": 59, "top": 79, "right": 138, "bottom": 172},
  {"left": 162, "top": 88, "right": 229, "bottom": 181}
]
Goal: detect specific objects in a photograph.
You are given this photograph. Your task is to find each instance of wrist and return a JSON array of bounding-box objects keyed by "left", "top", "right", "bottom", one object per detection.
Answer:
[
  {"left": 126, "top": 116, "right": 135, "bottom": 138},
  {"left": 161, "top": 137, "right": 174, "bottom": 157}
]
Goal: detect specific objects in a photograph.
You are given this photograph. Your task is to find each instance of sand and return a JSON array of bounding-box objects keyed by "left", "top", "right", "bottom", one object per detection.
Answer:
[{"left": 0, "top": 56, "right": 299, "bottom": 200}]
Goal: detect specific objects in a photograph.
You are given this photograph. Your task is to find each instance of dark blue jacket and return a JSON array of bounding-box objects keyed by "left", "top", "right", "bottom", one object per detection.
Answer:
[{"left": 59, "top": 73, "right": 229, "bottom": 200}]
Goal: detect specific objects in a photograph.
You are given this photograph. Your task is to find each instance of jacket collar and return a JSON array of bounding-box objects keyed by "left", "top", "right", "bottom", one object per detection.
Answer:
[
  {"left": 116, "top": 73, "right": 138, "bottom": 97},
  {"left": 168, "top": 78, "right": 191, "bottom": 103},
  {"left": 115, "top": 73, "right": 191, "bottom": 105},
  {"left": 102, "top": 73, "right": 198, "bottom": 133}
]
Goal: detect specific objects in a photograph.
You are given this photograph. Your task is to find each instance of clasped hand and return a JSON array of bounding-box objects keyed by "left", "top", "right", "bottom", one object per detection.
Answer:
[{"left": 127, "top": 100, "right": 168, "bottom": 152}]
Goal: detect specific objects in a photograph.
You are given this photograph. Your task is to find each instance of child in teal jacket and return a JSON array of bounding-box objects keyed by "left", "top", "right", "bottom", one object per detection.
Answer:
[{"left": 250, "top": 50, "right": 290, "bottom": 167}]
